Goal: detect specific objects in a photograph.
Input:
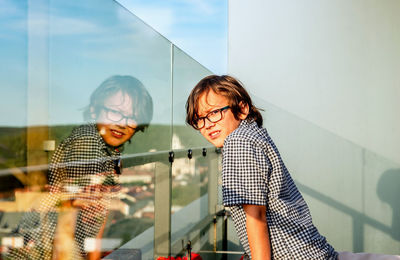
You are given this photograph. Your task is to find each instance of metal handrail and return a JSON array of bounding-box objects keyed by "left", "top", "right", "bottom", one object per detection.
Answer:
[
  {"left": 0, "top": 147, "right": 220, "bottom": 177},
  {"left": 122, "top": 146, "right": 220, "bottom": 167}
]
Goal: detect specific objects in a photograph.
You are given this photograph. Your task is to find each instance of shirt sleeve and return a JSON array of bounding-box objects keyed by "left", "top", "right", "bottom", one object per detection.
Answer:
[{"left": 222, "top": 135, "right": 269, "bottom": 206}]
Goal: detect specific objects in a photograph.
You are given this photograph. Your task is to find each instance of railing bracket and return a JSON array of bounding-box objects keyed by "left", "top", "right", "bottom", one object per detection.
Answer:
[{"left": 169, "top": 151, "right": 174, "bottom": 163}]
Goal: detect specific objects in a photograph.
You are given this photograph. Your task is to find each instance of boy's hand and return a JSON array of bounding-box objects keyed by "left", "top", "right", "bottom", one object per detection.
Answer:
[{"left": 243, "top": 204, "right": 271, "bottom": 260}]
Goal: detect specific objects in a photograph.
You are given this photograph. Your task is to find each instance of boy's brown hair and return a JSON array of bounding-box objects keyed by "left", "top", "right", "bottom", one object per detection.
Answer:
[
  {"left": 83, "top": 75, "right": 153, "bottom": 132},
  {"left": 186, "top": 75, "right": 263, "bottom": 128}
]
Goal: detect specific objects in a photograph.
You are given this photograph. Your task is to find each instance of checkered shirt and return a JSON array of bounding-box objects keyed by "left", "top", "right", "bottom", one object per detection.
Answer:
[
  {"left": 222, "top": 120, "right": 338, "bottom": 260},
  {"left": 48, "top": 123, "right": 121, "bottom": 190},
  {"left": 8, "top": 124, "right": 121, "bottom": 259}
]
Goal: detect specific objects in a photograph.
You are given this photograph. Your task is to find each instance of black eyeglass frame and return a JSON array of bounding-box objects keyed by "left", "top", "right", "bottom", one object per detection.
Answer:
[
  {"left": 193, "top": 105, "right": 230, "bottom": 130},
  {"left": 101, "top": 106, "right": 138, "bottom": 130}
]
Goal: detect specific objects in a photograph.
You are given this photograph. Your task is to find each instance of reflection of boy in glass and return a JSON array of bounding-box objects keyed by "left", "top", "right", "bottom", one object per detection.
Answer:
[{"left": 9, "top": 75, "right": 153, "bottom": 260}]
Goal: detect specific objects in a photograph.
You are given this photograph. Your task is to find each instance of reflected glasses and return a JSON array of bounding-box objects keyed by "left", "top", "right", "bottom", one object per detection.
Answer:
[
  {"left": 193, "top": 106, "right": 230, "bottom": 130},
  {"left": 101, "top": 106, "right": 137, "bottom": 129}
]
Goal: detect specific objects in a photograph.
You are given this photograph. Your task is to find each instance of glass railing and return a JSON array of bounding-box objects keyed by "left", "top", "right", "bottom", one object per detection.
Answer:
[{"left": 0, "top": 0, "right": 226, "bottom": 259}]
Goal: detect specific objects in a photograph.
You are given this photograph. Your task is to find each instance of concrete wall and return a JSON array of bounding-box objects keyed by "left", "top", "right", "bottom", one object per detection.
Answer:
[
  {"left": 228, "top": 0, "right": 400, "bottom": 254},
  {"left": 228, "top": 0, "right": 400, "bottom": 164}
]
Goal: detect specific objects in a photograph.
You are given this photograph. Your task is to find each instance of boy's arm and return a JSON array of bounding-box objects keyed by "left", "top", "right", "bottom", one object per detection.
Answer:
[{"left": 243, "top": 204, "right": 271, "bottom": 260}]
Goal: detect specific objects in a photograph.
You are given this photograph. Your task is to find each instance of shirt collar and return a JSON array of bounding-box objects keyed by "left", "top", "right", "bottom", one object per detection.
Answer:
[{"left": 238, "top": 118, "right": 257, "bottom": 129}]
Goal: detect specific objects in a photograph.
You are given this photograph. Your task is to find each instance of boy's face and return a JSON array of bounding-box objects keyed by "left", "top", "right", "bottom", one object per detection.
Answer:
[
  {"left": 95, "top": 90, "right": 136, "bottom": 147},
  {"left": 197, "top": 90, "right": 248, "bottom": 148}
]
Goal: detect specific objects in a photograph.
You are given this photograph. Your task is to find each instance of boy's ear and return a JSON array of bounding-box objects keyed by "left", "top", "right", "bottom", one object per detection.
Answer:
[{"left": 238, "top": 101, "right": 249, "bottom": 120}]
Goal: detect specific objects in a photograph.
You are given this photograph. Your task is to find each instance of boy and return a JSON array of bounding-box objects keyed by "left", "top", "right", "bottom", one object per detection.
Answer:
[
  {"left": 9, "top": 75, "right": 153, "bottom": 260},
  {"left": 186, "top": 75, "right": 337, "bottom": 259},
  {"left": 186, "top": 75, "right": 400, "bottom": 260}
]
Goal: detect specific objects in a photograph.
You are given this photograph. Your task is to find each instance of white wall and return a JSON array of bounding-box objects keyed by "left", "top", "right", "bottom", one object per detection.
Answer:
[
  {"left": 228, "top": 0, "right": 400, "bottom": 164},
  {"left": 228, "top": 0, "right": 400, "bottom": 254}
]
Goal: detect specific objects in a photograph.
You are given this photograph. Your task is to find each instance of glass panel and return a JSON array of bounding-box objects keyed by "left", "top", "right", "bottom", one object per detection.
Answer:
[
  {"left": 170, "top": 150, "right": 220, "bottom": 257},
  {"left": 0, "top": 1, "right": 29, "bottom": 257},
  {"left": 172, "top": 46, "right": 211, "bottom": 150},
  {"left": 43, "top": 0, "right": 171, "bottom": 258},
  {"left": 48, "top": 0, "right": 172, "bottom": 154},
  {"left": 0, "top": 0, "right": 28, "bottom": 170},
  {"left": 0, "top": 1, "right": 224, "bottom": 259},
  {"left": 103, "top": 162, "right": 156, "bottom": 260},
  {"left": 0, "top": 0, "right": 173, "bottom": 259},
  {"left": 171, "top": 154, "right": 201, "bottom": 257},
  {"left": 171, "top": 46, "right": 218, "bottom": 258}
]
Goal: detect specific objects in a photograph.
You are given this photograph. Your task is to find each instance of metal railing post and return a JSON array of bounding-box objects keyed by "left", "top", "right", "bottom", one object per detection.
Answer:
[
  {"left": 208, "top": 149, "right": 220, "bottom": 259},
  {"left": 222, "top": 212, "right": 228, "bottom": 260}
]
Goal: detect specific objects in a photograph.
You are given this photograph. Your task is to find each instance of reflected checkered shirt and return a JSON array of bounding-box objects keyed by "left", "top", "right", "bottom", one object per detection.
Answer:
[
  {"left": 8, "top": 124, "right": 121, "bottom": 259},
  {"left": 222, "top": 120, "right": 338, "bottom": 260},
  {"left": 48, "top": 124, "right": 121, "bottom": 256},
  {"left": 49, "top": 123, "right": 121, "bottom": 189}
]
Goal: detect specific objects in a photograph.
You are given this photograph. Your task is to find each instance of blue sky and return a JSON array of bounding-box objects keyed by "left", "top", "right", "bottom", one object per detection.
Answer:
[
  {"left": 116, "top": 0, "right": 228, "bottom": 74},
  {"left": 0, "top": 0, "right": 227, "bottom": 127}
]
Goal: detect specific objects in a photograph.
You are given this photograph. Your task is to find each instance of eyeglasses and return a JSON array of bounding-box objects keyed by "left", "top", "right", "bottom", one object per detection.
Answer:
[
  {"left": 193, "top": 106, "right": 230, "bottom": 130},
  {"left": 101, "top": 106, "right": 137, "bottom": 129}
]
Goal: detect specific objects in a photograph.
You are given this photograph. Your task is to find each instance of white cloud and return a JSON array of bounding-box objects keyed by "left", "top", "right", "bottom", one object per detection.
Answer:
[
  {"left": 0, "top": 0, "right": 26, "bottom": 35},
  {"left": 181, "top": 0, "right": 216, "bottom": 15},
  {"left": 117, "top": 0, "right": 175, "bottom": 35},
  {"left": 1, "top": 8, "right": 101, "bottom": 37},
  {"left": 0, "top": 0, "right": 20, "bottom": 16},
  {"left": 49, "top": 16, "right": 101, "bottom": 35},
  {"left": 135, "top": 7, "right": 174, "bottom": 34}
]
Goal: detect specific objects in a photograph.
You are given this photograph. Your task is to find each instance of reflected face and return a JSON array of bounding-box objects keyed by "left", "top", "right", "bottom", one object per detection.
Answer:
[
  {"left": 197, "top": 90, "right": 247, "bottom": 148},
  {"left": 95, "top": 91, "right": 136, "bottom": 147}
]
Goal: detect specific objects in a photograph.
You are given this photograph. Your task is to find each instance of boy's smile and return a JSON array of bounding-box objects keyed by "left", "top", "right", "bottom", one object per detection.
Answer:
[{"left": 197, "top": 90, "right": 248, "bottom": 148}]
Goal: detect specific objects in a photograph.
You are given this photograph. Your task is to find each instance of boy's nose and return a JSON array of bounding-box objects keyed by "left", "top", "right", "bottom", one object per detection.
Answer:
[
  {"left": 116, "top": 118, "right": 128, "bottom": 128},
  {"left": 204, "top": 118, "right": 215, "bottom": 129}
]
